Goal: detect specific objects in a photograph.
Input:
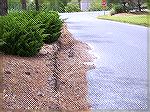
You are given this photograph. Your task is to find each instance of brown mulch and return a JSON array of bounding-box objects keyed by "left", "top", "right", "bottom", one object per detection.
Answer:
[
  {"left": 113, "top": 13, "right": 135, "bottom": 16},
  {"left": 56, "top": 24, "right": 95, "bottom": 112},
  {"left": 1, "top": 44, "right": 59, "bottom": 111},
  {"left": 0, "top": 23, "right": 95, "bottom": 112}
]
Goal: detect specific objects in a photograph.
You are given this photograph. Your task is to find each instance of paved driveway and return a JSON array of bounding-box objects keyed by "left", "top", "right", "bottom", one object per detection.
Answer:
[{"left": 60, "top": 12, "right": 148, "bottom": 110}]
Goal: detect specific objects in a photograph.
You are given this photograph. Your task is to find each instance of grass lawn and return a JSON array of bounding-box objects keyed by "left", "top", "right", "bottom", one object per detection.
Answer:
[{"left": 97, "top": 14, "right": 150, "bottom": 27}]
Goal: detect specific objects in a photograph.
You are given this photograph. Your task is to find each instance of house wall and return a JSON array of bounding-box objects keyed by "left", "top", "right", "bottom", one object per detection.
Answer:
[{"left": 80, "top": 0, "right": 91, "bottom": 11}]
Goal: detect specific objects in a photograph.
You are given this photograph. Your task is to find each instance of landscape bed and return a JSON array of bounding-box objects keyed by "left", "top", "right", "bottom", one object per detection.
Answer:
[{"left": 0, "top": 20, "right": 95, "bottom": 111}]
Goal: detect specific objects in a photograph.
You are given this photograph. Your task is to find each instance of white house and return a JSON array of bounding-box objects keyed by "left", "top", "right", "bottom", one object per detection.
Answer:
[{"left": 80, "top": 0, "right": 91, "bottom": 11}]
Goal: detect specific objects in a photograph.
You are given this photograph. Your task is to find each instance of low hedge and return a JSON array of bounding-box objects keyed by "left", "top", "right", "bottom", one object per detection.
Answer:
[
  {"left": 36, "top": 11, "right": 63, "bottom": 43},
  {"left": 112, "top": 4, "right": 124, "bottom": 14},
  {"left": 0, "top": 11, "right": 62, "bottom": 57}
]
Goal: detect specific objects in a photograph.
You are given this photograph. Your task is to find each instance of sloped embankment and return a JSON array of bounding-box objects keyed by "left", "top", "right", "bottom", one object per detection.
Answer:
[
  {"left": 1, "top": 24, "right": 95, "bottom": 112},
  {"left": 56, "top": 24, "right": 95, "bottom": 111}
]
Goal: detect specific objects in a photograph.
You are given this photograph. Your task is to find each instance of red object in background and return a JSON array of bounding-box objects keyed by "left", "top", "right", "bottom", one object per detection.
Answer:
[
  {"left": 101, "top": 0, "right": 107, "bottom": 6},
  {"left": 101, "top": 0, "right": 107, "bottom": 9}
]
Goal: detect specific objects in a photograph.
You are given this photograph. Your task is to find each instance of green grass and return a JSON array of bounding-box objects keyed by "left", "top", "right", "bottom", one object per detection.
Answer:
[{"left": 97, "top": 14, "right": 150, "bottom": 27}]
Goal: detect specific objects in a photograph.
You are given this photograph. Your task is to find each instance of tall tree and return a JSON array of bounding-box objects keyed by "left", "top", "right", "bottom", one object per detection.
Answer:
[
  {"left": 123, "top": 0, "right": 146, "bottom": 11},
  {"left": 35, "top": 0, "right": 39, "bottom": 11},
  {"left": 137, "top": 0, "right": 141, "bottom": 11},
  {"left": 148, "top": 0, "right": 150, "bottom": 9},
  {"left": 78, "top": 0, "right": 81, "bottom": 9},
  {"left": 0, "top": 0, "right": 8, "bottom": 16},
  {"left": 21, "top": 0, "right": 27, "bottom": 10}
]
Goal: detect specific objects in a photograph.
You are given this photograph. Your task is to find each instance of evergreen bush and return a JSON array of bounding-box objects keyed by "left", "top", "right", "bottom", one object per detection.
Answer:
[{"left": 0, "top": 11, "right": 62, "bottom": 57}]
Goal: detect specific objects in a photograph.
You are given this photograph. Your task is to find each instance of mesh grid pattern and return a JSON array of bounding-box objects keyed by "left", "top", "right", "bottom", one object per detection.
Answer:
[{"left": 0, "top": 0, "right": 149, "bottom": 112}]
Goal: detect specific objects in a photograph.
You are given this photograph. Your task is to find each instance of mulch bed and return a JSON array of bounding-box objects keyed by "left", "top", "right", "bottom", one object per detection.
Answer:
[{"left": 0, "top": 23, "right": 95, "bottom": 112}]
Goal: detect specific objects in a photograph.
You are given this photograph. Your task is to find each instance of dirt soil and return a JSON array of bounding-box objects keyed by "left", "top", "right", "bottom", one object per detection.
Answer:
[
  {"left": 0, "top": 24, "right": 95, "bottom": 112},
  {"left": 113, "top": 13, "right": 135, "bottom": 16}
]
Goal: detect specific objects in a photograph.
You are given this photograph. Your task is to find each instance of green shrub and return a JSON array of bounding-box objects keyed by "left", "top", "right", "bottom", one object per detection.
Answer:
[
  {"left": 36, "top": 11, "right": 63, "bottom": 44},
  {"left": 0, "top": 16, "right": 4, "bottom": 48},
  {"left": 113, "top": 4, "right": 124, "bottom": 14},
  {"left": 0, "top": 11, "right": 44, "bottom": 57},
  {"left": 89, "top": 2, "right": 103, "bottom": 11},
  {"left": 65, "top": 3, "right": 81, "bottom": 12},
  {"left": 89, "top": 0, "right": 112, "bottom": 11},
  {"left": 23, "top": 11, "right": 62, "bottom": 44},
  {"left": 110, "top": 9, "right": 115, "bottom": 16},
  {"left": 0, "top": 11, "right": 62, "bottom": 57}
]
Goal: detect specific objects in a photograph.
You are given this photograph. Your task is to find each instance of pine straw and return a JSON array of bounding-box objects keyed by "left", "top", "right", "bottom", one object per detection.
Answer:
[{"left": 0, "top": 23, "right": 95, "bottom": 112}]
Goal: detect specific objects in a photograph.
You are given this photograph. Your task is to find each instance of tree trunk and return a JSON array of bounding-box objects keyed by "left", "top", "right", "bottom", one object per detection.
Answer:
[
  {"left": 0, "top": 0, "right": 8, "bottom": 16},
  {"left": 21, "top": 0, "right": 27, "bottom": 10},
  {"left": 78, "top": 0, "right": 81, "bottom": 9},
  {"left": 35, "top": 0, "right": 39, "bottom": 11},
  {"left": 137, "top": 0, "right": 141, "bottom": 12}
]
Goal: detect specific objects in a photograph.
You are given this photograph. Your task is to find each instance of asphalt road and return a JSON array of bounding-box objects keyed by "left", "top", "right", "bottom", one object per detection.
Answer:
[{"left": 60, "top": 12, "right": 148, "bottom": 110}]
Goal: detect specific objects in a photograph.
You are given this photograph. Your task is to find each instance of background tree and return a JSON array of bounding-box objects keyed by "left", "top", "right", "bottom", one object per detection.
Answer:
[
  {"left": 109, "top": 0, "right": 121, "bottom": 4},
  {"left": 21, "top": 0, "right": 27, "bottom": 10},
  {"left": 123, "top": 0, "right": 147, "bottom": 11},
  {"left": 0, "top": 0, "right": 8, "bottom": 16},
  {"left": 78, "top": 0, "right": 81, "bottom": 9},
  {"left": 60, "top": 0, "right": 71, "bottom": 6},
  {"left": 109, "top": 0, "right": 147, "bottom": 12},
  {"left": 148, "top": 0, "right": 150, "bottom": 9},
  {"left": 137, "top": 0, "right": 142, "bottom": 11},
  {"left": 35, "top": 0, "right": 39, "bottom": 11},
  {"left": 38, "top": 0, "right": 71, "bottom": 12}
]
